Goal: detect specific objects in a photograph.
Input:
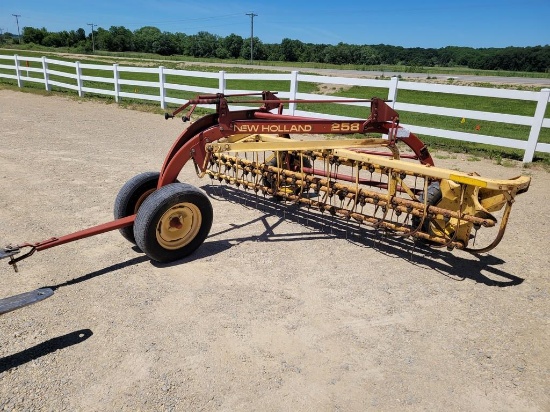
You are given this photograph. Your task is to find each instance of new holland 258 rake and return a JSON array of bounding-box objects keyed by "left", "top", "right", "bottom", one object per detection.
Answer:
[{"left": 0, "top": 92, "right": 531, "bottom": 314}]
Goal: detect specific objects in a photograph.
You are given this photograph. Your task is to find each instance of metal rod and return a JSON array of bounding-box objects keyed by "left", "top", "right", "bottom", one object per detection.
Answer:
[{"left": 29, "top": 215, "right": 135, "bottom": 252}]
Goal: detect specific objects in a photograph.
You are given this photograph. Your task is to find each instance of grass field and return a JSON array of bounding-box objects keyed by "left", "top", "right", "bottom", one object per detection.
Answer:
[
  {"left": 3, "top": 45, "right": 550, "bottom": 79},
  {"left": 1, "top": 49, "right": 549, "bottom": 163}
]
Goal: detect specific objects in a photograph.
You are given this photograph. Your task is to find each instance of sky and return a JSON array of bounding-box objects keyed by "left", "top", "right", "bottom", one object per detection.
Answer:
[{"left": 0, "top": 0, "right": 548, "bottom": 49}]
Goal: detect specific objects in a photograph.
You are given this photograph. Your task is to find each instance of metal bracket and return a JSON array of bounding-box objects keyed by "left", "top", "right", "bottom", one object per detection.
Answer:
[
  {"left": 1, "top": 245, "right": 36, "bottom": 272},
  {"left": 0, "top": 288, "right": 54, "bottom": 315},
  {"left": 0, "top": 246, "right": 20, "bottom": 260}
]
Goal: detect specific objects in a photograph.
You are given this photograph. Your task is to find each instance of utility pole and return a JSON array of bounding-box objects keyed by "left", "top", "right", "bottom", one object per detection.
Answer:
[
  {"left": 245, "top": 12, "right": 258, "bottom": 64},
  {"left": 87, "top": 23, "right": 96, "bottom": 53},
  {"left": 0, "top": 28, "right": 3, "bottom": 45},
  {"left": 12, "top": 14, "right": 21, "bottom": 44}
]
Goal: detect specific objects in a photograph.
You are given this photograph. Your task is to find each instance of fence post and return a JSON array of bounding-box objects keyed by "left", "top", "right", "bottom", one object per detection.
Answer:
[
  {"left": 388, "top": 76, "right": 399, "bottom": 108},
  {"left": 288, "top": 70, "right": 299, "bottom": 115},
  {"left": 523, "top": 88, "right": 550, "bottom": 163},
  {"left": 113, "top": 64, "right": 120, "bottom": 103},
  {"left": 159, "top": 66, "right": 166, "bottom": 109},
  {"left": 75, "top": 61, "right": 84, "bottom": 97},
  {"left": 14, "top": 54, "right": 23, "bottom": 88},
  {"left": 219, "top": 70, "right": 226, "bottom": 94},
  {"left": 42, "top": 56, "right": 50, "bottom": 91}
]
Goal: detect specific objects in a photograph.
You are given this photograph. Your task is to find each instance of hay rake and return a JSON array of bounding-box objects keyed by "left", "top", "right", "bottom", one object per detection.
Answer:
[{"left": 1, "top": 92, "right": 531, "bottom": 313}]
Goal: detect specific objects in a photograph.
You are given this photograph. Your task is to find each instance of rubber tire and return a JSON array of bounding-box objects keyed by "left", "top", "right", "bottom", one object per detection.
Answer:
[
  {"left": 262, "top": 154, "right": 313, "bottom": 194},
  {"left": 114, "top": 172, "right": 161, "bottom": 244},
  {"left": 412, "top": 181, "right": 442, "bottom": 231},
  {"left": 133, "top": 183, "right": 213, "bottom": 263}
]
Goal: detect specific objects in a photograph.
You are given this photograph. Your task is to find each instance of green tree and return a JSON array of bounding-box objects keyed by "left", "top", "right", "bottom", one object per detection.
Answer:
[
  {"left": 281, "top": 38, "right": 304, "bottom": 62},
  {"left": 264, "top": 43, "right": 282, "bottom": 61},
  {"left": 153, "top": 32, "right": 179, "bottom": 55},
  {"left": 108, "top": 26, "right": 134, "bottom": 51},
  {"left": 240, "top": 37, "right": 266, "bottom": 61},
  {"left": 22, "top": 27, "right": 48, "bottom": 45},
  {"left": 188, "top": 31, "right": 219, "bottom": 57},
  {"left": 357, "top": 45, "right": 380, "bottom": 65},
  {"left": 223, "top": 34, "right": 244, "bottom": 58},
  {"left": 134, "top": 26, "right": 162, "bottom": 53},
  {"left": 94, "top": 27, "right": 112, "bottom": 51},
  {"left": 9, "top": 23, "right": 550, "bottom": 72},
  {"left": 173, "top": 32, "right": 190, "bottom": 55},
  {"left": 42, "top": 32, "right": 64, "bottom": 47}
]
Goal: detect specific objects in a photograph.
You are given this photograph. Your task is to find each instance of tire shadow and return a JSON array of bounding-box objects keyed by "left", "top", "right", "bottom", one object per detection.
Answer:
[{"left": 0, "top": 329, "right": 93, "bottom": 373}]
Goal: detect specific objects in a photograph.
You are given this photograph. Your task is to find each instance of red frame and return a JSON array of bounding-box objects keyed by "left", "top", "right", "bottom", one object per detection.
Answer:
[{"left": 9, "top": 93, "right": 434, "bottom": 261}]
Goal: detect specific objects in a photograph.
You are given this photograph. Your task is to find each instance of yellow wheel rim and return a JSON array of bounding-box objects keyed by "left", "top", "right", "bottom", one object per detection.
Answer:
[{"left": 156, "top": 202, "right": 202, "bottom": 250}]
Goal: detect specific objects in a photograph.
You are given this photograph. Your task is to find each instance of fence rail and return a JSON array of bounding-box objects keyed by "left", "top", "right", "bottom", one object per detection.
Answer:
[{"left": 1, "top": 54, "right": 549, "bottom": 162}]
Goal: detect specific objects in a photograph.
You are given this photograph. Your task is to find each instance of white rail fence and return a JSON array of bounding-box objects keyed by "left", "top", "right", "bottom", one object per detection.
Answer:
[{"left": 1, "top": 54, "right": 549, "bottom": 163}]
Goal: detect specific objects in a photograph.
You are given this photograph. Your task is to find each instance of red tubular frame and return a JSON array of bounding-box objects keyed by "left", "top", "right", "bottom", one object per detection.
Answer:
[
  {"left": 157, "top": 94, "right": 433, "bottom": 187},
  {"left": 10, "top": 93, "right": 434, "bottom": 261}
]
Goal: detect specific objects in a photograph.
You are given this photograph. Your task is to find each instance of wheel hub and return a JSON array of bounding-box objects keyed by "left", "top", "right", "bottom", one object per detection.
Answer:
[{"left": 156, "top": 202, "right": 202, "bottom": 250}]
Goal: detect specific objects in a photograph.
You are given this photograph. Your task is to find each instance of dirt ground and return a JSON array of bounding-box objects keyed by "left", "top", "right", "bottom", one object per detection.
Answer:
[{"left": 0, "top": 90, "right": 549, "bottom": 411}]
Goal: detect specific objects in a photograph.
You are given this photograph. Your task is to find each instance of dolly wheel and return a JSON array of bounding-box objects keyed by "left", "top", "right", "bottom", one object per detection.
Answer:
[
  {"left": 412, "top": 181, "right": 442, "bottom": 233},
  {"left": 263, "top": 154, "right": 312, "bottom": 199},
  {"left": 134, "top": 183, "right": 213, "bottom": 263},
  {"left": 114, "top": 172, "right": 161, "bottom": 244}
]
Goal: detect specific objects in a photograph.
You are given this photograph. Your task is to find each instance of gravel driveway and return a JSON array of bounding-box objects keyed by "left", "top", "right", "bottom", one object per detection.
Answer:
[{"left": 0, "top": 90, "right": 548, "bottom": 411}]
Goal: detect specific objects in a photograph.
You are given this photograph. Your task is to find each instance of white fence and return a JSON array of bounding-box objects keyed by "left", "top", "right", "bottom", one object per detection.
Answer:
[{"left": 1, "top": 54, "right": 549, "bottom": 162}]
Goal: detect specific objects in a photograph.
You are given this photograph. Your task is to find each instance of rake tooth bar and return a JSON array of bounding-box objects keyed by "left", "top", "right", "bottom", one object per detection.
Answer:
[{"left": 203, "top": 134, "right": 529, "bottom": 253}]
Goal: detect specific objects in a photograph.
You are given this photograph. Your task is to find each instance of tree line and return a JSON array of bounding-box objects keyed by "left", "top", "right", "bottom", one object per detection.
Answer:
[{"left": 2, "top": 25, "right": 548, "bottom": 72}]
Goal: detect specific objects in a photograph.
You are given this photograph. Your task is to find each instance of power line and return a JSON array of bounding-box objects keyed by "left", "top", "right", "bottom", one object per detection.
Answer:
[
  {"left": 245, "top": 12, "right": 258, "bottom": 64},
  {"left": 12, "top": 14, "right": 21, "bottom": 44},
  {"left": 87, "top": 23, "right": 96, "bottom": 53},
  {"left": 131, "top": 13, "right": 244, "bottom": 27},
  {"left": 10, "top": 12, "right": 245, "bottom": 32}
]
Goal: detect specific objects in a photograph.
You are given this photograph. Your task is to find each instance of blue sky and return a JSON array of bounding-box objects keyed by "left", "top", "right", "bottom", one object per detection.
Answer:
[{"left": 0, "top": 0, "right": 548, "bottom": 48}]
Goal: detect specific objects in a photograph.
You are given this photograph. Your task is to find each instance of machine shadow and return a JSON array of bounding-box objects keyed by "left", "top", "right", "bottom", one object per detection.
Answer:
[
  {"left": 0, "top": 329, "right": 93, "bottom": 373},
  {"left": 200, "top": 183, "right": 523, "bottom": 287},
  {"left": 44, "top": 255, "right": 150, "bottom": 291},
  {"left": 34, "top": 184, "right": 522, "bottom": 288}
]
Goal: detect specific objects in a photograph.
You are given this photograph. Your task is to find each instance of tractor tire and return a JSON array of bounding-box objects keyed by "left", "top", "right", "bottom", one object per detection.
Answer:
[
  {"left": 262, "top": 154, "right": 312, "bottom": 197},
  {"left": 114, "top": 172, "right": 161, "bottom": 244},
  {"left": 412, "top": 181, "right": 442, "bottom": 232},
  {"left": 133, "top": 183, "right": 213, "bottom": 263}
]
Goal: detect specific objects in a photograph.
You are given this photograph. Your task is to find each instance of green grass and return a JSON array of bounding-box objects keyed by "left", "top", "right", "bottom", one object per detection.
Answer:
[
  {"left": 1, "top": 48, "right": 549, "bottom": 164},
  {"left": 6, "top": 44, "right": 549, "bottom": 79}
]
